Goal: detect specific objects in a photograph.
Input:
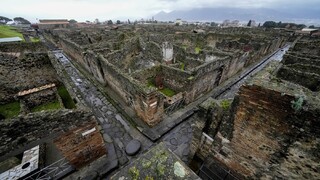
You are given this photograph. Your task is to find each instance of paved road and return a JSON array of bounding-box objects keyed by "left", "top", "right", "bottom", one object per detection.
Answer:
[
  {"left": 52, "top": 51, "right": 153, "bottom": 166},
  {"left": 217, "top": 45, "right": 290, "bottom": 99}
]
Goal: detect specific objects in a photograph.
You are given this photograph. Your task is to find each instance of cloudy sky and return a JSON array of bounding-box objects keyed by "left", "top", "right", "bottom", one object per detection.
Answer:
[{"left": 1, "top": 0, "right": 319, "bottom": 22}]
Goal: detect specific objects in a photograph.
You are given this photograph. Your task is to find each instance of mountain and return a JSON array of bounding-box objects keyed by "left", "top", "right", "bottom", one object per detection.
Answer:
[{"left": 153, "top": 7, "right": 319, "bottom": 23}]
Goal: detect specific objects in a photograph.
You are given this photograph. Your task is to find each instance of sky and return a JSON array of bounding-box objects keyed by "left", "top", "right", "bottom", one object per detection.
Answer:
[{"left": 1, "top": 0, "right": 320, "bottom": 22}]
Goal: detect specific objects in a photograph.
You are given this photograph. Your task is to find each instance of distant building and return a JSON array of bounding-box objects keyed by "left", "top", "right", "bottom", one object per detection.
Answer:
[
  {"left": 222, "top": 20, "right": 240, "bottom": 27},
  {"left": 38, "top": 19, "right": 69, "bottom": 29},
  {"left": 296, "top": 28, "right": 319, "bottom": 35},
  {"left": 175, "top": 18, "right": 183, "bottom": 25}
]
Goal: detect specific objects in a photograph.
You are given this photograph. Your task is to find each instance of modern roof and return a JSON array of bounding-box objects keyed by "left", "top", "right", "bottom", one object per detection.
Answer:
[
  {"left": 301, "top": 28, "right": 318, "bottom": 32},
  {"left": 0, "top": 37, "right": 23, "bottom": 43},
  {"left": 39, "top": 19, "right": 69, "bottom": 24}
]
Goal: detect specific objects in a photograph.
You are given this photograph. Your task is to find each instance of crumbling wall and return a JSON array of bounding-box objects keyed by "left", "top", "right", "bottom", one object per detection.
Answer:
[
  {"left": 0, "top": 109, "right": 94, "bottom": 158},
  {"left": 0, "top": 42, "right": 47, "bottom": 53},
  {"left": 207, "top": 84, "right": 320, "bottom": 179}
]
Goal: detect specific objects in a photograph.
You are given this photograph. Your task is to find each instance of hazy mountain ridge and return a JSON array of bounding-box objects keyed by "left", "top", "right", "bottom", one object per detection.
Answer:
[{"left": 154, "top": 7, "right": 320, "bottom": 23}]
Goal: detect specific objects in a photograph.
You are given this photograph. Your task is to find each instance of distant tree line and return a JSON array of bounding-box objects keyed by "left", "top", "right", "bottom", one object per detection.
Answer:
[
  {"left": 0, "top": 16, "right": 12, "bottom": 24},
  {"left": 262, "top": 21, "right": 307, "bottom": 29},
  {"left": 0, "top": 16, "right": 31, "bottom": 24}
]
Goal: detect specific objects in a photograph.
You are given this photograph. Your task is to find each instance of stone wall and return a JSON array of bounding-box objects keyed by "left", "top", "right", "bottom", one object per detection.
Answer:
[
  {"left": 0, "top": 109, "right": 94, "bottom": 158},
  {"left": 0, "top": 42, "right": 47, "bottom": 53},
  {"left": 0, "top": 52, "right": 60, "bottom": 103}
]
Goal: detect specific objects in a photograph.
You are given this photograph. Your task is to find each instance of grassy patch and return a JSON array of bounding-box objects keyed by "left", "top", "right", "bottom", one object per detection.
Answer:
[
  {"left": 195, "top": 47, "right": 201, "bottom": 54},
  {"left": 31, "top": 100, "right": 61, "bottom": 112},
  {"left": 57, "top": 86, "right": 76, "bottom": 109},
  {"left": 0, "top": 25, "right": 25, "bottom": 41},
  {"left": 180, "top": 63, "right": 185, "bottom": 70},
  {"left": 30, "top": 37, "right": 40, "bottom": 42},
  {"left": 159, "top": 88, "right": 176, "bottom": 97},
  {"left": 220, "top": 99, "right": 231, "bottom": 110},
  {"left": 0, "top": 101, "right": 20, "bottom": 119},
  {"left": 147, "top": 78, "right": 156, "bottom": 87}
]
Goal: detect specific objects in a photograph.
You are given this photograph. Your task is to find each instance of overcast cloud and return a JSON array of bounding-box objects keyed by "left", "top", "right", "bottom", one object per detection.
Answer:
[{"left": 1, "top": 0, "right": 319, "bottom": 22}]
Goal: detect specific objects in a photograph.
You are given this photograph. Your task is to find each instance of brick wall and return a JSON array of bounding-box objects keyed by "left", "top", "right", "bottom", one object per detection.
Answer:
[{"left": 54, "top": 120, "right": 106, "bottom": 169}]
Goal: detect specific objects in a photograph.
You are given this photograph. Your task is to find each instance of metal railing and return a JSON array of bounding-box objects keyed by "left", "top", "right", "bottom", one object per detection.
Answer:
[{"left": 23, "top": 158, "right": 74, "bottom": 180}]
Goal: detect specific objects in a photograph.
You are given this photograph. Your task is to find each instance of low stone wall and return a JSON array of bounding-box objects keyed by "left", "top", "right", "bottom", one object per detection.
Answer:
[
  {"left": 0, "top": 42, "right": 47, "bottom": 53},
  {"left": 0, "top": 109, "right": 94, "bottom": 158}
]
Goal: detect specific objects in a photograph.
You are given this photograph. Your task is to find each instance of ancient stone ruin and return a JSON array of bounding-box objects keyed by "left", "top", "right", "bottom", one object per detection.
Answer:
[
  {"left": 1, "top": 23, "right": 319, "bottom": 180},
  {"left": 44, "top": 25, "right": 286, "bottom": 126}
]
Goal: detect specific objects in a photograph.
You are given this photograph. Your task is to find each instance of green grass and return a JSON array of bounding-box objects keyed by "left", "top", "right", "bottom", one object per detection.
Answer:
[
  {"left": 31, "top": 100, "right": 61, "bottom": 112},
  {"left": 0, "top": 25, "right": 25, "bottom": 41},
  {"left": 30, "top": 37, "right": 40, "bottom": 42},
  {"left": 0, "top": 101, "right": 20, "bottom": 119},
  {"left": 147, "top": 78, "right": 176, "bottom": 97},
  {"left": 57, "top": 86, "right": 76, "bottom": 109},
  {"left": 159, "top": 88, "right": 176, "bottom": 97},
  {"left": 180, "top": 63, "right": 185, "bottom": 70},
  {"left": 195, "top": 47, "right": 201, "bottom": 54},
  {"left": 147, "top": 79, "right": 156, "bottom": 87},
  {"left": 220, "top": 99, "right": 231, "bottom": 110}
]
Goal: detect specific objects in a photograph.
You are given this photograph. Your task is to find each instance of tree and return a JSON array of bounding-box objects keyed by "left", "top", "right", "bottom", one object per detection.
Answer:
[
  {"left": 247, "top": 20, "right": 252, "bottom": 27},
  {"left": 262, "top": 21, "right": 277, "bottom": 28},
  {"left": 13, "top": 17, "right": 31, "bottom": 24},
  {"left": 0, "top": 16, "right": 12, "bottom": 24},
  {"left": 210, "top": 22, "right": 217, "bottom": 27},
  {"left": 107, "top": 20, "right": 113, "bottom": 25},
  {"left": 94, "top": 18, "right": 100, "bottom": 24},
  {"left": 116, "top": 20, "right": 121, "bottom": 24},
  {"left": 309, "top": 25, "right": 315, "bottom": 28},
  {"left": 69, "top": 19, "right": 77, "bottom": 24}
]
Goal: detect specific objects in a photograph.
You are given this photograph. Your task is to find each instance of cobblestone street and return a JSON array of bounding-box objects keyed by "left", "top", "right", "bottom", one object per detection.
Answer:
[{"left": 52, "top": 51, "right": 153, "bottom": 167}]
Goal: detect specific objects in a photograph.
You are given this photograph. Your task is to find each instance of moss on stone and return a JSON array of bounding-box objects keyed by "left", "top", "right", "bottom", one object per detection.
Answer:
[
  {"left": 195, "top": 47, "right": 201, "bottom": 54},
  {"left": 142, "top": 159, "right": 152, "bottom": 169},
  {"left": 156, "top": 163, "right": 165, "bottom": 176},
  {"left": 145, "top": 176, "right": 154, "bottom": 180},
  {"left": 129, "top": 166, "right": 140, "bottom": 180},
  {"left": 57, "top": 85, "right": 76, "bottom": 109},
  {"left": 180, "top": 63, "right": 185, "bottom": 70}
]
